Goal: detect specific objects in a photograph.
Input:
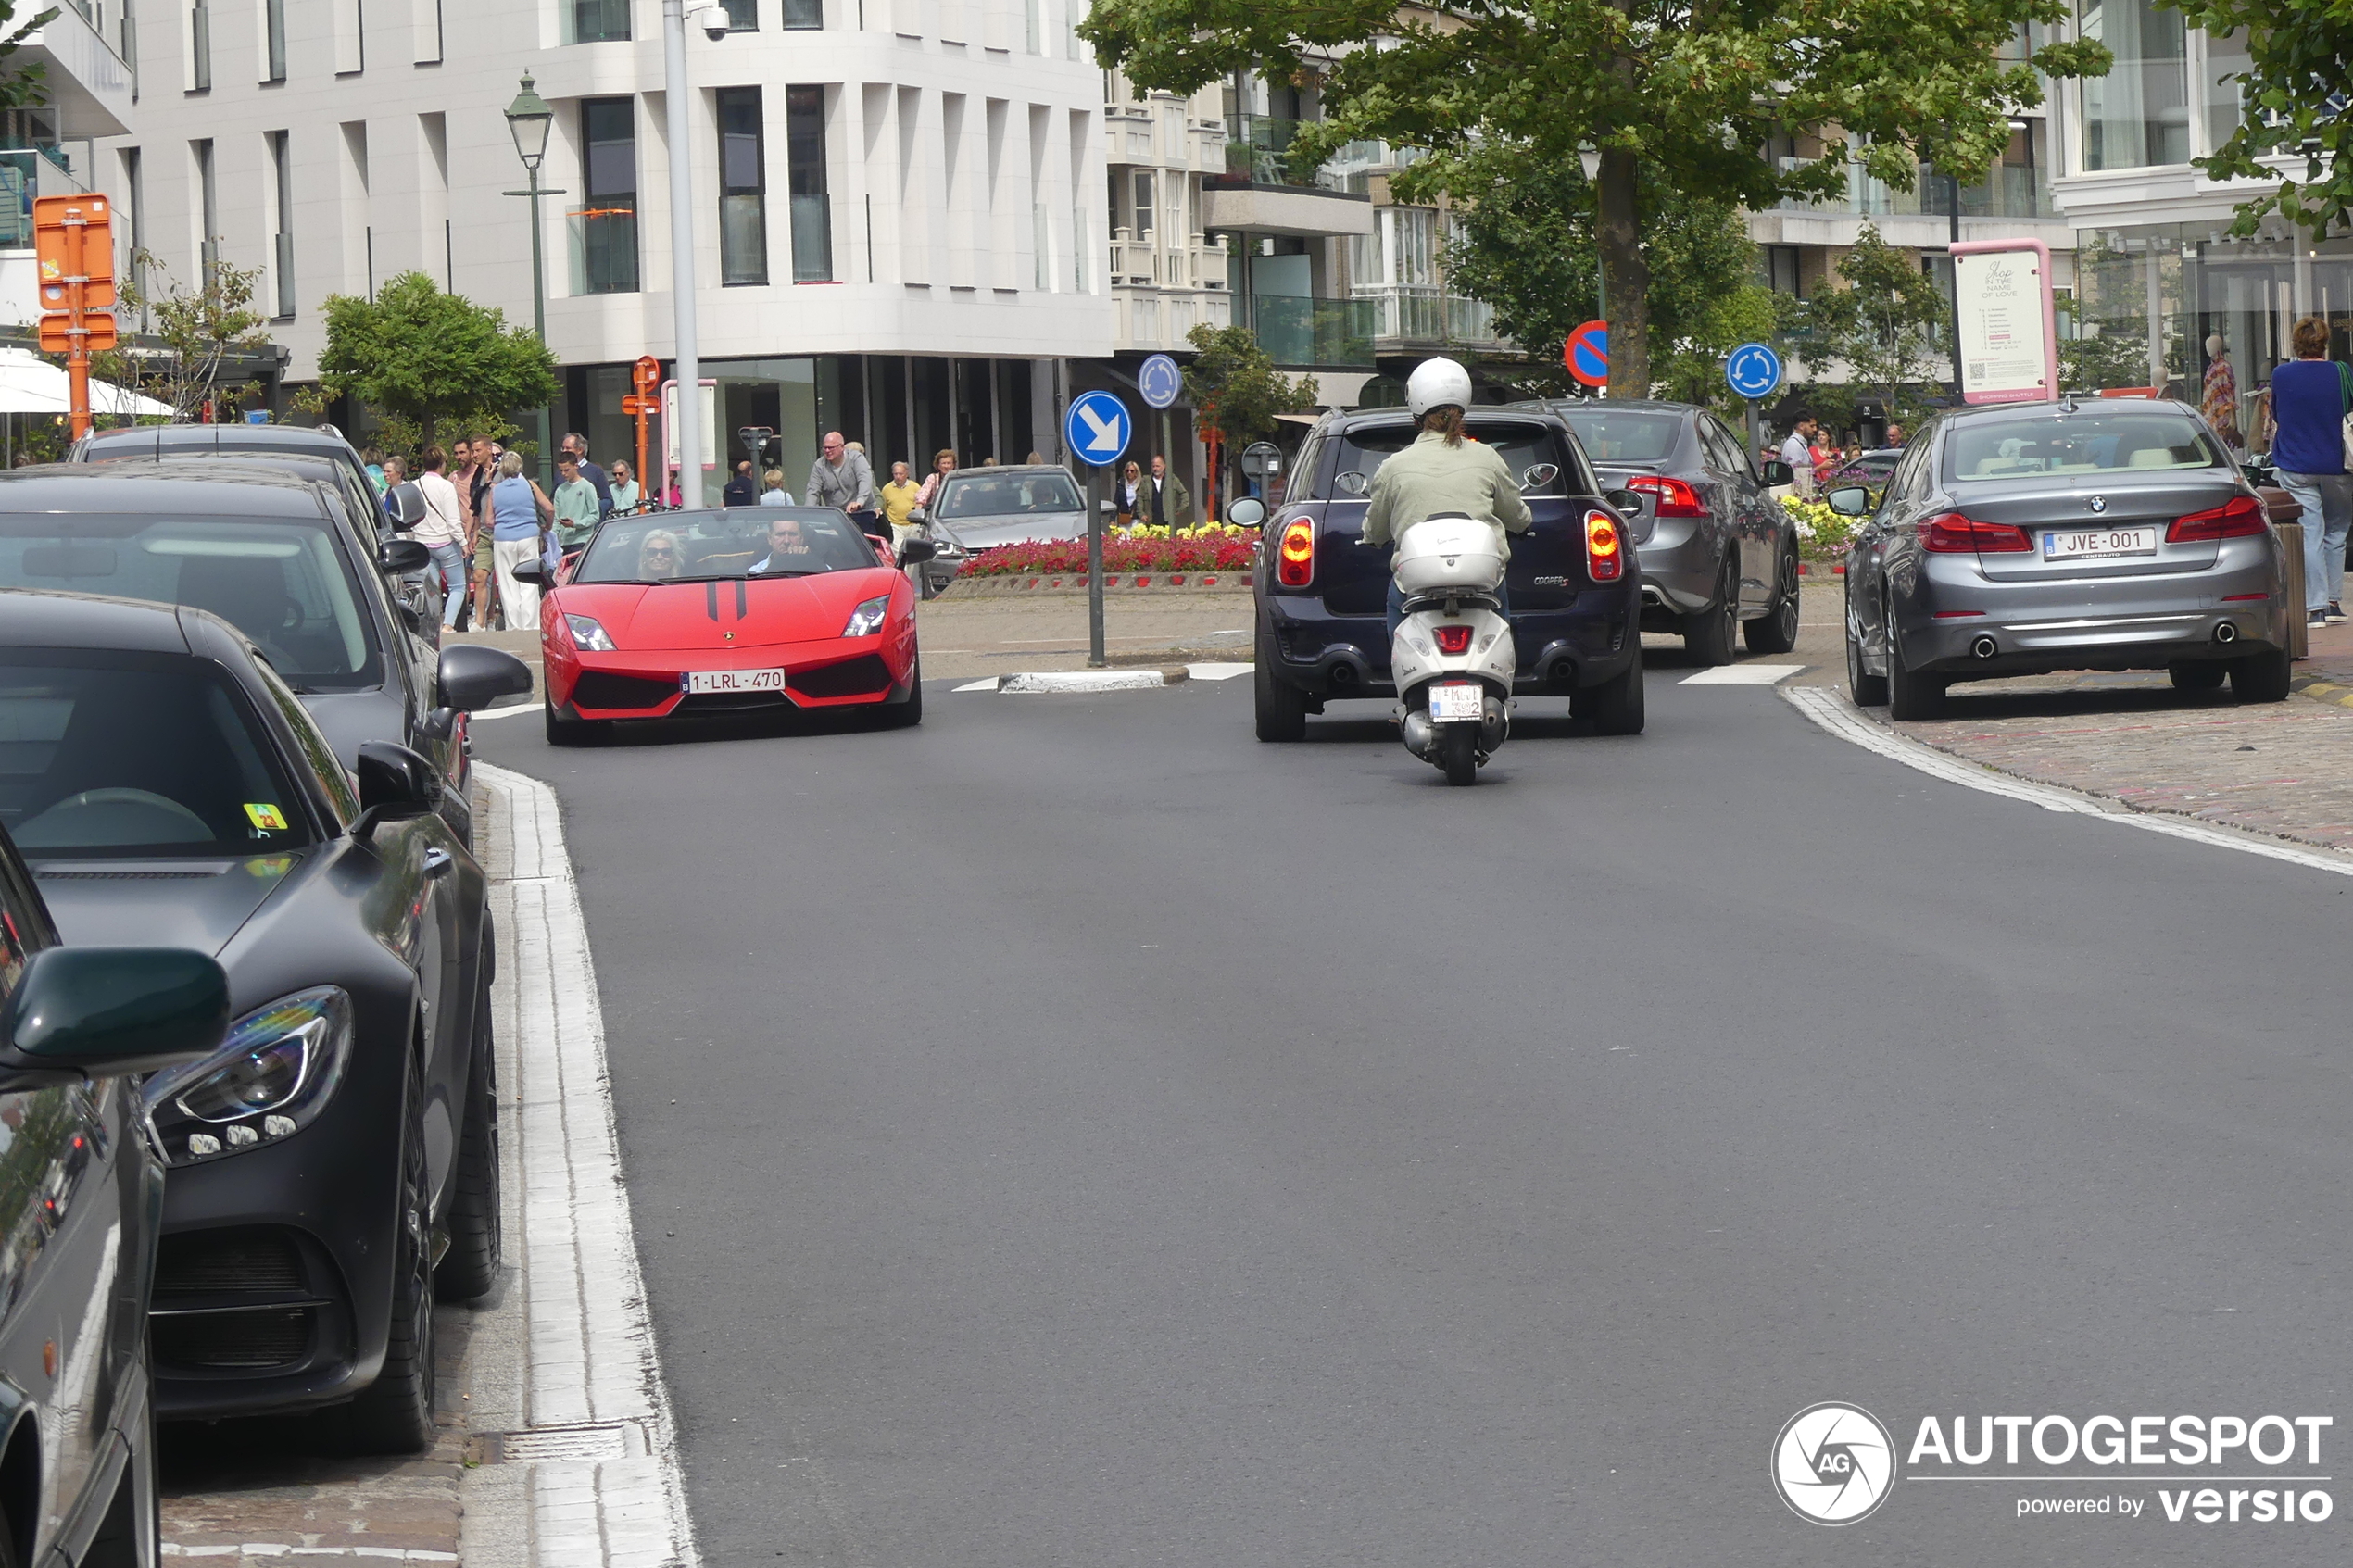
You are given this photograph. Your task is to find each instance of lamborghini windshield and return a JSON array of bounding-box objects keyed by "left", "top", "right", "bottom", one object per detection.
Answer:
[{"left": 573, "top": 509, "right": 885, "bottom": 583}]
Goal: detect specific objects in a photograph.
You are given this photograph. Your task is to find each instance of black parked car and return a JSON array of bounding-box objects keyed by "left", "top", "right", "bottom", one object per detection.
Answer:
[
  {"left": 0, "top": 464, "right": 530, "bottom": 847},
  {"left": 0, "top": 812, "right": 229, "bottom": 1562},
  {"left": 1, "top": 588, "right": 499, "bottom": 1450},
  {"left": 1533, "top": 399, "right": 1801, "bottom": 664},
  {"left": 1254, "top": 407, "right": 1647, "bottom": 739}
]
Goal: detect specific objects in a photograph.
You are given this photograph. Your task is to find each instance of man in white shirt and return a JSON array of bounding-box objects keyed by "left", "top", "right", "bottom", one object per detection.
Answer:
[{"left": 1777, "top": 417, "right": 1819, "bottom": 496}]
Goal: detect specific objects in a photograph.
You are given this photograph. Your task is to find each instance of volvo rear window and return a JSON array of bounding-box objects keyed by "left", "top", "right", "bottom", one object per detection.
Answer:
[
  {"left": 1944, "top": 412, "right": 2228, "bottom": 481},
  {"left": 1329, "top": 422, "right": 1576, "bottom": 498}
]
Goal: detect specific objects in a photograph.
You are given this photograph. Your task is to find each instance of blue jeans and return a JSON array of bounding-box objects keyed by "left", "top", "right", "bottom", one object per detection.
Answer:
[
  {"left": 2279, "top": 470, "right": 2353, "bottom": 611},
  {"left": 1388, "top": 575, "right": 1513, "bottom": 646},
  {"left": 427, "top": 541, "right": 470, "bottom": 627}
]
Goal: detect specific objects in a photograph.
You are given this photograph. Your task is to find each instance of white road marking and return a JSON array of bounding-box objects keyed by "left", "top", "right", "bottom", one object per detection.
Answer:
[
  {"left": 471, "top": 701, "right": 543, "bottom": 722},
  {"left": 1680, "top": 664, "right": 1805, "bottom": 685},
  {"left": 1002, "top": 670, "right": 1171, "bottom": 693},
  {"left": 952, "top": 677, "right": 1002, "bottom": 692},
  {"left": 473, "top": 763, "right": 704, "bottom": 1567},
  {"left": 1783, "top": 685, "right": 2353, "bottom": 879},
  {"left": 1188, "top": 662, "right": 1253, "bottom": 681}
]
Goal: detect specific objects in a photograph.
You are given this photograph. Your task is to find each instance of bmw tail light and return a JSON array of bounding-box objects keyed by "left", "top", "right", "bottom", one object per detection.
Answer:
[
  {"left": 2168, "top": 495, "right": 2267, "bottom": 543},
  {"left": 1921, "top": 513, "right": 2032, "bottom": 553},
  {"left": 1276, "top": 519, "right": 1316, "bottom": 587},
  {"left": 1584, "top": 508, "right": 1624, "bottom": 581},
  {"left": 1432, "top": 623, "right": 1474, "bottom": 655},
  {"left": 1626, "top": 476, "right": 1705, "bottom": 518}
]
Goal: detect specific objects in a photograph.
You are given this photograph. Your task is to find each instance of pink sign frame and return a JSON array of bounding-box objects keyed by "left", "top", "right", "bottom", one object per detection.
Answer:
[{"left": 1950, "top": 237, "right": 2059, "bottom": 406}]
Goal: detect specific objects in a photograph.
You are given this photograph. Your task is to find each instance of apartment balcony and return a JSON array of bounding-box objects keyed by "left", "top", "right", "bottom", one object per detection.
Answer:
[
  {"left": 1770, "top": 157, "right": 2050, "bottom": 221},
  {"left": 1236, "top": 294, "right": 1376, "bottom": 370},
  {"left": 1116, "top": 289, "right": 1230, "bottom": 352},
  {"left": 18, "top": 3, "right": 132, "bottom": 139},
  {"left": 1357, "top": 284, "right": 1506, "bottom": 351},
  {"left": 1110, "top": 232, "right": 1228, "bottom": 292}
]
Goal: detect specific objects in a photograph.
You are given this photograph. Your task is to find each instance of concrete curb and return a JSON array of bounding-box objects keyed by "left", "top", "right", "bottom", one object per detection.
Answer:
[
  {"left": 975, "top": 667, "right": 1191, "bottom": 693},
  {"left": 2291, "top": 675, "right": 2353, "bottom": 710},
  {"left": 943, "top": 574, "right": 1252, "bottom": 596}
]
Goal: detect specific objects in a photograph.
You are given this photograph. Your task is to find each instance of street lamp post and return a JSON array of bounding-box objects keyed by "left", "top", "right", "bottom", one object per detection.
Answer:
[
  {"left": 503, "top": 76, "right": 560, "bottom": 486},
  {"left": 662, "top": 2, "right": 725, "bottom": 508}
]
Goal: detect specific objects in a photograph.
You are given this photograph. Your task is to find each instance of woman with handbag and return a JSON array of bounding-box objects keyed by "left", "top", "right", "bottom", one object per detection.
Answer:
[{"left": 2271, "top": 317, "right": 2353, "bottom": 628}]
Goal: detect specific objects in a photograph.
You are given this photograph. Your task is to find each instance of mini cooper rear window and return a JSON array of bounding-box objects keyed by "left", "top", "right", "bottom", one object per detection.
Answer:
[
  {"left": 1329, "top": 422, "right": 1578, "bottom": 499},
  {"left": 1945, "top": 412, "right": 2228, "bottom": 481},
  {"left": 573, "top": 510, "right": 885, "bottom": 583}
]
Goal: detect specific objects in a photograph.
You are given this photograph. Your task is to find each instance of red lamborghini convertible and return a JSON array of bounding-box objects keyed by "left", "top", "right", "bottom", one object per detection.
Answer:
[{"left": 525, "top": 508, "right": 928, "bottom": 744}]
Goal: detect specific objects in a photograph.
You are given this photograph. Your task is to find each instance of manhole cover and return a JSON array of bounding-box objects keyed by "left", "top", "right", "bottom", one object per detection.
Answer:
[{"left": 490, "top": 1421, "right": 643, "bottom": 1462}]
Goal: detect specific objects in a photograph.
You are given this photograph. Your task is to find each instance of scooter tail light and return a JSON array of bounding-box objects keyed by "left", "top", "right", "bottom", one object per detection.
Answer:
[
  {"left": 1584, "top": 509, "right": 1624, "bottom": 581},
  {"left": 1276, "top": 519, "right": 1316, "bottom": 587},
  {"left": 1626, "top": 476, "right": 1705, "bottom": 518},
  {"left": 1432, "top": 623, "right": 1474, "bottom": 655},
  {"left": 1921, "top": 512, "right": 2033, "bottom": 553},
  {"left": 2167, "top": 495, "right": 2267, "bottom": 543}
]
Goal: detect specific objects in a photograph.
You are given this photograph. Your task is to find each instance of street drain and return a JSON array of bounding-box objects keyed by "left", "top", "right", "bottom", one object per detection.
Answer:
[{"left": 485, "top": 1420, "right": 648, "bottom": 1463}]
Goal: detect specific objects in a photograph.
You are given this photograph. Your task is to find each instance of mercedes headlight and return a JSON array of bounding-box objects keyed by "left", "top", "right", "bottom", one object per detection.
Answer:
[
  {"left": 564, "top": 613, "right": 617, "bottom": 652},
  {"left": 842, "top": 595, "right": 892, "bottom": 637},
  {"left": 142, "top": 986, "right": 353, "bottom": 1166}
]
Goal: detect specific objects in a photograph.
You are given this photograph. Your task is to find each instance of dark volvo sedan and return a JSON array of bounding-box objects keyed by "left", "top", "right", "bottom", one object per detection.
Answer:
[
  {"left": 1, "top": 589, "right": 499, "bottom": 1452},
  {"left": 1835, "top": 400, "right": 2291, "bottom": 719},
  {"left": 1254, "top": 407, "right": 1647, "bottom": 739}
]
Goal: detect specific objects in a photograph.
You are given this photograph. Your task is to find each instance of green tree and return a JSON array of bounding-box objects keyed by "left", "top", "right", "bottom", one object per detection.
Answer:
[
  {"left": 2168, "top": 0, "right": 2353, "bottom": 241},
  {"left": 1790, "top": 224, "right": 1951, "bottom": 426},
  {"left": 1084, "top": 0, "right": 2108, "bottom": 399},
  {"left": 1182, "top": 322, "right": 1318, "bottom": 449},
  {"left": 1443, "top": 144, "right": 1785, "bottom": 407},
  {"left": 313, "top": 271, "right": 558, "bottom": 452},
  {"left": 87, "top": 251, "right": 276, "bottom": 422}
]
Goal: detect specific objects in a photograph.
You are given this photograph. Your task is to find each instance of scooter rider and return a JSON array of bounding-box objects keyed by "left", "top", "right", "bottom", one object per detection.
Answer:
[{"left": 1363, "top": 358, "right": 1533, "bottom": 646}]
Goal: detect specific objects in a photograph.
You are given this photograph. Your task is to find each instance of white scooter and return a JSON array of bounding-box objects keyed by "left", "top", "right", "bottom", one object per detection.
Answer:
[{"left": 1390, "top": 513, "right": 1514, "bottom": 785}]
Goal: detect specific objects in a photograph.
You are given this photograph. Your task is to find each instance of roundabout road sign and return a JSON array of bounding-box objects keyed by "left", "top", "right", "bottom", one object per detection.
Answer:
[
  {"left": 1138, "top": 354, "right": 1183, "bottom": 410},
  {"left": 1065, "top": 390, "right": 1132, "bottom": 467},
  {"left": 1565, "top": 320, "right": 1608, "bottom": 388},
  {"left": 1726, "top": 341, "right": 1783, "bottom": 401}
]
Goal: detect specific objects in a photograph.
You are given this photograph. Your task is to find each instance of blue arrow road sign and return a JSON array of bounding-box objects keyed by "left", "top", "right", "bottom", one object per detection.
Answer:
[
  {"left": 1725, "top": 342, "right": 1783, "bottom": 401},
  {"left": 1138, "top": 354, "right": 1183, "bottom": 410},
  {"left": 1065, "top": 390, "right": 1132, "bottom": 466}
]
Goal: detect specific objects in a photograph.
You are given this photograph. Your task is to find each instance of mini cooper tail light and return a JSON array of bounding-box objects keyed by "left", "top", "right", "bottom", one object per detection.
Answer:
[
  {"left": 2167, "top": 495, "right": 2267, "bottom": 543},
  {"left": 1921, "top": 512, "right": 2033, "bottom": 553},
  {"left": 1432, "top": 623, "right": 1475, "bottom": 655},
  {"left": 1625, "top": 476, "right": 1705, "bottom": 518},
  {"left": 1276, "top": 519, "right": 1316, "bottom": 587},
  {"left": 1584, "top": 509, "right": 1624, "bottom": 581}
]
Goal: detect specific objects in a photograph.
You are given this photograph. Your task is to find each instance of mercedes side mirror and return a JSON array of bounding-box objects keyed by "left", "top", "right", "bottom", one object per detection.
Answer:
[
  {"left": 353, "top": 741, "right": 441, "bottom": 838},
  {"left": 0, "top": 947, "right": 228, "bottom": 1080},
  {"left": 437, "top": 644, "right": 535, "bottom": 711},
  {"left": 1760, "top": 458, "right": 1794, "bottom": 487},
  {"left": 386, "top": 483, "right": 426, "bottom": 530},
  {"left": 509, "top": 558, "right": 547, "bottom": 586},
  {"left": 379, "top": 538, "right": 431, "bottom": 575},
  {"left": 1825, "top": 485, "right": 1871, "bottom": 517},
  {"left": 900, "top": 540, "right": 939, "bottom": 564},
  {"left": 1227, "top": 497, "right": 1266, "bottom": 527}
]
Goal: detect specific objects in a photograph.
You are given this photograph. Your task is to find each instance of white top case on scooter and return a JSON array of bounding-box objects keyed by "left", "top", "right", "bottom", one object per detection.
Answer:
[{"left": 1391, "top": 514, "right": 1505, "bottom": 596}]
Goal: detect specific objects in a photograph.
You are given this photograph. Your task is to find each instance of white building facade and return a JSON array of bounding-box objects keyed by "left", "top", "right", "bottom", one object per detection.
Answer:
[
  {"left": 105, "top": 0, "right": 1114, "bottom": 499},
  {"left": 0, "top": 2, "right": 136, "bottom": 334}
]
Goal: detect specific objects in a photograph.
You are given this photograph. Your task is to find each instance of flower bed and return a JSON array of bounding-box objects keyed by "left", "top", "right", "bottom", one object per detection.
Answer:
[
  {"left": 1780, "top": 495, "right": 1857, "bottom": 562},
  {"left": 958, "top": 523, "right": 1262, "bottom": 578}
]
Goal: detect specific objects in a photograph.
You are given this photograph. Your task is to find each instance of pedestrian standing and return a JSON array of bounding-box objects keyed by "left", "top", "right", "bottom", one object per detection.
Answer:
[
  {"left": 414, "top": 447, "right": 469, "bottom": 629},
  {"left": 1886, "top": 422, "right": 1906, "bottom": 448},
  {"left": 724, "top": 460, "right": 759, "bottom": 508},
  {"left": 560, "top": 432, "right": 616, "bottom": 517},
  {"left": 666, "top": 467, "right": 684, "bottom": 508},
  {"left": 489, "top": 451, "right": 555, "bottom": 631},
  {"left": 610, "top": 459, "right": 642, "bottom": 512},
  {"left": 1116, "top": 460, "right": 1143, "bottom": 526},
  {"left": 760, "top": 469, "right": 794, "bottom": 505},
  {"left": 914, "top": 448, "right": 957, "bottom": 514},
  {"left": 2270, "top": 316, "right": 2353, "bottom": 628},
  {"left": 806, "top": 431, "right": 876, "bottom": 515},
  {"left": 364, "top": 446, "right": 388, "bottom": 493},
  {"left": 1777, "top": 417, "right": 1818, "bottom": 496},
  {"left": 878, "top": 459, "right": 925, "bottom": 573},
  {"left": 379, "top": 454, "right": 409, "bottom": 527},
  {"left": 553, "top": 455, "right": 601, "bottom": 550},
  {"left": 1145, "top": 453, "right": 1191, "bottom": 526},
  {"left": 2203, "top": 333, "right": 2242, "bottom": 448}
]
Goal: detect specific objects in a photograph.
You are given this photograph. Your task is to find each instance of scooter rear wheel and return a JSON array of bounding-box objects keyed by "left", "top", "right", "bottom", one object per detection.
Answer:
[{"left": 1439, "top": 725, "right": 1478, "bottom": 786}]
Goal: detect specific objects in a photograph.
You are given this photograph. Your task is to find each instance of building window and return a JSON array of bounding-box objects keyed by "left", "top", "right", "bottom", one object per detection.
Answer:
[
  {"left": 564, "top": 0, "right": 631, "bottom": 44},
  {"left": 2078, "top": 0, "right": 2188, "bottom": 170},
  {"left": 722, "top": 0, "right": 757, "bottom": 27},
  {"left": 193, "top": 138, "right": 218, "bottom": 282},
  {"left": 1765, "top": 244, "right": 1802, "bottom": 298},
  {"left": 121, "top": 146, "right": 146, "bottom": 323},
  {"left": 270, "top": 130, "right": 294, "bottom": 318},
  {"left": 718, "top": 87, "right": 767, "bottom": 286},
  {"left": 783, "top": 0, "right": 823, "bottom": 28},
  {"left": 189, "top": 0, "right": 210, "bottom": 91},
  {"left": 1025, "top": 0, "right": 1039, "bottom": 53},
  {"left": 263, "top": 0, "right": 285, "bottom": 82},
  {"left": 574, "top": 98, "right": 639, "bottom": 295},
  {"left": 2203, "top": 28, "right": 2252, "bottom": 156},
  {"left": 786, "top": 86, "right": 831, "bottom": 281}
]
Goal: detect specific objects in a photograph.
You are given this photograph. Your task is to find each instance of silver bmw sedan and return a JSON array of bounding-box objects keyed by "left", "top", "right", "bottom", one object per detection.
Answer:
[{"left": 1832, "top": 400, "right": 2289, "bottom": 720}]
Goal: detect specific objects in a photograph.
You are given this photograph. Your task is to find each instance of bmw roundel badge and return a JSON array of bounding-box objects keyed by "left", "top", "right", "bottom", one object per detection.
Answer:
[{"left": 2088, "top": 495, "right": 2108, "bottom": 513}]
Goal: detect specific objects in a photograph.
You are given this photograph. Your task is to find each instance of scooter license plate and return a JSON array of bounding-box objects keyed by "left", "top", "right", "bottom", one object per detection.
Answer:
[{"left": 1429, "top": 683, "right": 1484, "bottom": 721}]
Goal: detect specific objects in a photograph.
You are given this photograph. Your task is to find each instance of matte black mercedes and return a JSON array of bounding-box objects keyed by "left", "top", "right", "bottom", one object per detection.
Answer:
[
  {"left": 0, "top": 464, "right": 530, "bottom": 847},
  {"left": 1254, "top": 407, "right": 1648, "bottom": 740},
  {"left": 1, "top": 588, "right": 500, "bottom": 1451}
]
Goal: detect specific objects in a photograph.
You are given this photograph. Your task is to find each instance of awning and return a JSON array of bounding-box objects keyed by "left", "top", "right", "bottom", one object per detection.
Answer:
[{"left": 0, "top": 347, "right": 173, "bottom": 417}]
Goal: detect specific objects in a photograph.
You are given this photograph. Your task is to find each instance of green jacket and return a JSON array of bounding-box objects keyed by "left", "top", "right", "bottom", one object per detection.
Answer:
[
  {"left": 1142, "top": 471, "right": 1192, "bottom": 526},
  {"left": 1362, "top": 429, "right": 1533, "bottom": 559}
]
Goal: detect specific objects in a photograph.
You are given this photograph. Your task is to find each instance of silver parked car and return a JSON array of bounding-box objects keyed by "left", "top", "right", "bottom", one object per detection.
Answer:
[
  {"left": 1834, "top": 399, "right": 2291, "bottom": 719},
  {"left": 1537, "top": 399, "right": 1800, "bottom": 663},
  {"left": 912, "top": 465, "right": 1089, "bottom": 596}
]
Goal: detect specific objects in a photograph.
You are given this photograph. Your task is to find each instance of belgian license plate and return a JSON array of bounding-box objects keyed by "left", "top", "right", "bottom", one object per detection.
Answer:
[
  {"left": 2043, "top": 526, "right": 2158, "bottom": 561},
  {"left": 1429, "top": 683, "right": 1483, "bottom": 721},
  {"left": 683, "top": 668, "right": 786, "bottom": 694}
]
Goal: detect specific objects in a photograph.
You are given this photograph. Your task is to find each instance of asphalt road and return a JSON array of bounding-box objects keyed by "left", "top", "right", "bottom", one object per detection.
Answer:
[{"left": 478, "top": 663, "right": 2353, "bottom": 1566}]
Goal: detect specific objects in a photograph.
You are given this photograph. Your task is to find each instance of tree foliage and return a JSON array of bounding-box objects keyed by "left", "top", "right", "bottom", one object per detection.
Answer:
[
  {"left": 313, "top": 271, "right": 557, "bottom": 452},
  {"left": 1085, "top": 0, "right": 2108, "bottom": 398},
  {"left": 2168, "top": 0, "right": 2353, "bottom": 241},
  {"left": 1790, "top": 223, "right": 1951, "bottom": 425},
  {"left": 1182, "top": 322, "right": 1318, "bottom": 448},
  {"left": 86, "top": 251, "right": 276, "bottom": 422}
]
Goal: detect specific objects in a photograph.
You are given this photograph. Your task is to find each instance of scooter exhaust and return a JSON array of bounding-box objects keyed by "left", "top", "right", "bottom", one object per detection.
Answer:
[{"left": 1401, "top": 709, "right": 1434, "bottom": 758}]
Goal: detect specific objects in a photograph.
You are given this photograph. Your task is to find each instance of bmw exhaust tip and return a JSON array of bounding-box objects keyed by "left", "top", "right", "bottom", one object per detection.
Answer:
[
  {"left": 2214, "top": 621, "right": 2239, "bottom": 645},
  {"left": 1969, "top": 635, "right": 1998, "bottom": 660}
]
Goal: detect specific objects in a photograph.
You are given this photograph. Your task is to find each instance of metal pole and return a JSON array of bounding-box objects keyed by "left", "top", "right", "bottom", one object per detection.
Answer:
[
  {"left": 663, "top": 0, "right": 703, "bottom": 507},
  {"left": 1746, "top": 397, "right": 1762, "bottom": 465},
  {"left": 1946, "top": 163, "right": 1964, "bottom": 394},
  {"left": 1088, "top": 467, "right": 1106, "bottom": 667},
  {"left": 528, "top": 164, "right": 550, "bottom": 486}
]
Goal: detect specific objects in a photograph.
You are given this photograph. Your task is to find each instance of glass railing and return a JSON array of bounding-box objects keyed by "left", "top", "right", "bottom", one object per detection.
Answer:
[
  {"left": 1239, "top": 294, "right": 1376, "bottom": 368},
  {"left": 564, "top": 0, "right": 630, "bottom": 44},
  {"left": 1772, "top": 156, "right": 2047, "bottom": 220},
  {"left": 0, "top": 154, "right": 35, "bottom": 247},
  {"left": 1222, "top": 115, "right": 1348, "bottom": 191},
  {"left": 569, "top": 205, "right": 639, "bottom": 294},
  {"left": 1353, "top": 285, "right": 1505, "bottom": 347}
]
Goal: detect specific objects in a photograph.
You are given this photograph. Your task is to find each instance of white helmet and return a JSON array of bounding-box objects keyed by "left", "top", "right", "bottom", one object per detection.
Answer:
[{"left": 1404, "top": 357, "right": 1474, "bottom": 420}]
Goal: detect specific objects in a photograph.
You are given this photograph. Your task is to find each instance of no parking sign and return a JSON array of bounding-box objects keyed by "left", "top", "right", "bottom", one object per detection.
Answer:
[{"left": 1565, "top": 320, "right": 1608, "bottom": 388}]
